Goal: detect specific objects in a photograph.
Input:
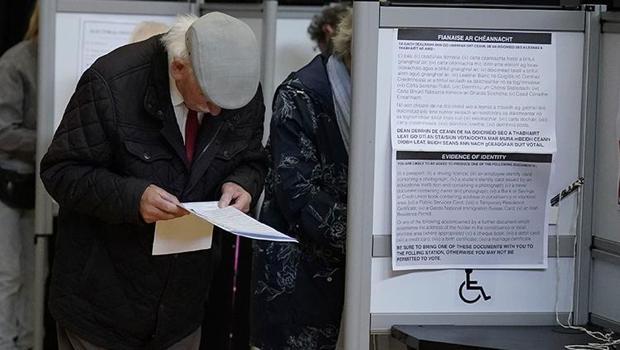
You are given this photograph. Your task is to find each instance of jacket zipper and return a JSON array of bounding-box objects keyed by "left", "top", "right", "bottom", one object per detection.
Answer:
[{"left": 193, "top": 122, "right": 225, "bottom": 163}]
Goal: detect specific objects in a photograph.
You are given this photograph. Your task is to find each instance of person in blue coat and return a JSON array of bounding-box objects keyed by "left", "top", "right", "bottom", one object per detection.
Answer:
[{"left": 251, "top": 9, "right": 352, "bottom": 350}]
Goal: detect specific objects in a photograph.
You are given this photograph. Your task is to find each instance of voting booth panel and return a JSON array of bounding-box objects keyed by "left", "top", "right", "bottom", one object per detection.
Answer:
[
  {"left": 593, "top": 29, "right": 620, "bottom": 244},
  {"left": 364, "top": 5, "right": 588, "bottom": 333},
  {"left": 590, "top": 20, "right": 620, "bottom": 331},
  {"left": 52, "top": 6, "right": 317, "bottom": 133},
  {"left": 274, "top": 18, "right": 316, "bottom": 89}
]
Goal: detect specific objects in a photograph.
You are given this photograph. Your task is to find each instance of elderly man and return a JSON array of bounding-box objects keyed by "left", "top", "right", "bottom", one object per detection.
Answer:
[{"left": 40, "top": 13, "right": 266, "bottom": 350}]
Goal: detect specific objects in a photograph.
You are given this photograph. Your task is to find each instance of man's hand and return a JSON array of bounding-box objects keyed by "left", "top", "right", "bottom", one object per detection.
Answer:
[
  {"left": 218, "top": 182, "right": 252, "bottom": 213},
  {"left": 139, "top": 185, "right": 189, "bottom": 223}
]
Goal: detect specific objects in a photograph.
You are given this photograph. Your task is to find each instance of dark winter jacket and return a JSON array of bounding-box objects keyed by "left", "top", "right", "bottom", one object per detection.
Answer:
[
  {"left": 40, "top": 35, "right": 266, "bottom": 349},
  {"left": 251, "top": 55, "right": 348, "bottom": 350}
]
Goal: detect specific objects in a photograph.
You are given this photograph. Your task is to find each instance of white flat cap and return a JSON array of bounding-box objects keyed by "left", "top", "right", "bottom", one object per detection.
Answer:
[{"left": 186, "top": 12, "right": 260, "bottom": 109}]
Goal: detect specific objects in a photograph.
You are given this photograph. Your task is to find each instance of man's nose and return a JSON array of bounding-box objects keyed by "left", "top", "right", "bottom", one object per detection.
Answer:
[{"left": 205, "top": 102, "right": 221, "bottom": 116}]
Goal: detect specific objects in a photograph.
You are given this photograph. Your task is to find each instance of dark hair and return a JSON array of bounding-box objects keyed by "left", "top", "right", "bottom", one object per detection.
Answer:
[{"left": 307, "top": 3, "right": 351, "bottom": 52}]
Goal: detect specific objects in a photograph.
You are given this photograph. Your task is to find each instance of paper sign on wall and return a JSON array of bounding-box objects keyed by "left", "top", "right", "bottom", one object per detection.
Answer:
[{"left": 390, "top": 29, "right": 556, "bottom": 270}]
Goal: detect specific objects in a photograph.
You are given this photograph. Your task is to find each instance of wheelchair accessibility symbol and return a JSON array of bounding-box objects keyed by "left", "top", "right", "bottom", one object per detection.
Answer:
[{"left": 459, "top": 269, "right": 491, "bottom": 304}]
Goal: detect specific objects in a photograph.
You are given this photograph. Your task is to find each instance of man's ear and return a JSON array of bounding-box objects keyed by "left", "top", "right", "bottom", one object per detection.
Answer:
[{"left": 170, "top": 58, "right": 187, "bottom": 80}]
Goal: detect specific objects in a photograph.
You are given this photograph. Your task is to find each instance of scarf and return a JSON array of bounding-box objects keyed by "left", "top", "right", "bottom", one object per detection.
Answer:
[{"left": 326, "top": 55, "right": 352, "bottom": 154}]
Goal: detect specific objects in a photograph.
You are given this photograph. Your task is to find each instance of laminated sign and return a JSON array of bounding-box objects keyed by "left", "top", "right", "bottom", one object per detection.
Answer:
[{"left": 390, "top": 28, "right": 556, "bottom": 270}]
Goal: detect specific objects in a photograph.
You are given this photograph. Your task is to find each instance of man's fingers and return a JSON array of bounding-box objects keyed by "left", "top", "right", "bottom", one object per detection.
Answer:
[
  {"left": 231, "top": 192, "right": 251, "bottom": 213},
  {"left": 218, "top": 192, "right": 233, "bottom": 208},
  {"left": 147, "top": 189, "right": 187, "bottom": 218},
  {"left": 148, "top": 184, "right": 181, "bottom": 206},
  {"left": 149, "top": 187, "right": 186, "bottom": 216},
  {"left": 153, "top": 195, "right": 181, "bottom": 215},
  {"left": 143, "top": 206, "right": 177, "bottom": 223},
  {"left": 219, "top": 182, "right": 252, "bottom": 212},
  {"left": 140, "top": 185, "right": 186, "bottom": 222},
  {"left": 240, "top": 192, "right": 251, "bottom": 212},
  {"left": 231, "top": 201, "right": 249, "bottom": 213},
  {"left": 231, "top": 200, "right": 243, "bottom": 210},
  {"left": 157, "top": 188, "right": 181, "bottom": 205}
]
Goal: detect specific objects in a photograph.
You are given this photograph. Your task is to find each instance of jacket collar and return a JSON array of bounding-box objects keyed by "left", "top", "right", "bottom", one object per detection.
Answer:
[
  {"left": 143, "top": 36, "right": 187, "bottom": 165},
  {"left": 294, "top": 55, "right": 348, "bottom": 166},
  {"left": 294, "top": 55, "right": 334, "bottom": 114},
  {"left": 143, "top": 36, "right": 176, "bottom": 120}
]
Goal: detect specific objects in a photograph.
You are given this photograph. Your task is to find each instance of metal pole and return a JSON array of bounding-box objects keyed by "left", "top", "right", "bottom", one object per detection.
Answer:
[
  {"left": 573, "top": 5, "right": 602, "bottom": 326},
  {"left": 193, "top": 0, "right": 203, "bottom": 15},
  {"left": 344, "top": 2, "right": 379, "bottom": 349},
  {"left": 34, "top": 0, "right": 57, "bottom": 348},
  {"left": 261, "top": 0, "right": 277, "bottom": 145},
  {"left": 33, "top": 239, "right": 49, "bottom": 350}
]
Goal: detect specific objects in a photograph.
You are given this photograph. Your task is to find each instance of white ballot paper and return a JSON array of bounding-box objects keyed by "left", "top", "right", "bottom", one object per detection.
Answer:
[{"left": 153, "top": 202, "right": 296, "bottom": 255}]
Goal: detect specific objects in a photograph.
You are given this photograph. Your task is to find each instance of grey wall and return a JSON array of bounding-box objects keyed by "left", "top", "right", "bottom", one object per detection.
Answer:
[
  {"left": 593, "top": 31, "right": 620, "bottom": 243},
  {"left": 590, "top": 27, "right": 620, "bottom": 330}
]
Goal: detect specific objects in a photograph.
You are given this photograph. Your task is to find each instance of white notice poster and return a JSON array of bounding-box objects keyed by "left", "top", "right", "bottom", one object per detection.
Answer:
[
  {"left": 78, "top": 15, "right": 175, "bottom": 75},
  {"left": 79, "top": 20, "right": 138, "bottom": 74},
  {"left": 392, "top": 29, "right": 556, "bottom": 154},
  {"left": 390, "top": 28, "right": 556, "bottom": 270},
  {"left": 392, "top": 151, "right": 551, "bottom": 270}
]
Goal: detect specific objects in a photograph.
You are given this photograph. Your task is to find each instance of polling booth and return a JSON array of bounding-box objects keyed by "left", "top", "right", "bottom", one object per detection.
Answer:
[
  {"left": 590, "top": 9, "right": 620, "bottom": 334},
  {"left": 343, "top": 1, "right": 620, "bottom": 349}
]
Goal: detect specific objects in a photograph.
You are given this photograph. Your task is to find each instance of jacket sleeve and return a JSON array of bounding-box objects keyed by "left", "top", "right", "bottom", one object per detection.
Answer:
[
  {"left": 269, "top": 85, "right": 346, "bottom": 251},
  {"left": 0, "top": 56, "right": 36, "bottom": 158},
  {"left": 40, "top": 68, "right": 151, "bottom": 225},
  {"left": 223, "top": 87, "right": 268, "bottom": 206}
]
